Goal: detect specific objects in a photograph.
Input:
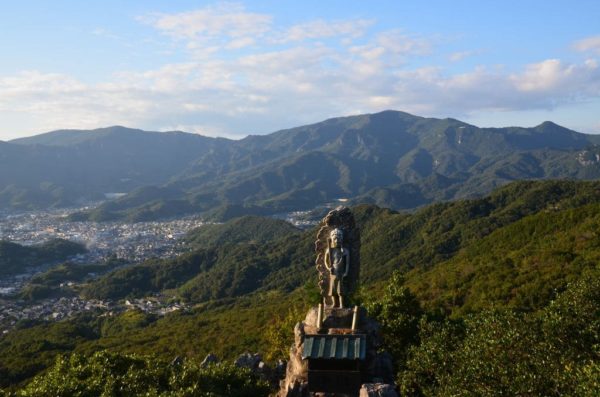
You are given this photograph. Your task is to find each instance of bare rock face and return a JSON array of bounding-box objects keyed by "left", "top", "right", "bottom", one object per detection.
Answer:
[
  {"left": 359, "top": 383, "right": 399, "bottom": 397},
  {"left": 278, "top": 322, "right": 309, "bottom": 396}
]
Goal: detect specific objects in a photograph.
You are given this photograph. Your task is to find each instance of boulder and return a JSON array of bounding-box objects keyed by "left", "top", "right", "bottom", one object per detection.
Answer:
[
  {"left": 359, "top": 383, "right": 399, "bottom": 397},
  {"left": 234, "top": 352, "right": 262, "bottom": 369},
  {"left": 200, "top": 353, "right": 219, "bottom": 367}
]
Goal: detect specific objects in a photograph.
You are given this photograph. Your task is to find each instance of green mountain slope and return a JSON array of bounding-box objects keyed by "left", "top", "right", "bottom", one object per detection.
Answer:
[
  {"left": 185, "top": 216, "right": 300, "bottom": 249},
  {"left": 408, "top": 201, "right": 600, "bottom": 315},
  {"left": 4, "top": 111, "right": 600, "bottom": 218},
  {"left": 84, "top": 111, "right": 600, "bottom": 220},
  {"left": 1, "top": 127, "right": 226, "bottom": 210},
  {"left": 82, "top": 180, "right": 600, "bottom": 305}
]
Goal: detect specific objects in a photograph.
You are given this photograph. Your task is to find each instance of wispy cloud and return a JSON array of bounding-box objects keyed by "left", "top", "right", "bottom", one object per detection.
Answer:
[
  {"left": 573, "top": 35, "right": 600, "bottom": 54},
  {"left": 91, "top": 28, "right": 120, "bottom": 40},
  {"left": 449, "top": 50, "right": 475, "bottom": 62},
  {"left": 138, "top": 2, "right": 272, "bottom": 52},
  {"left": 275, "top": 19, "right": 374, "bottom": 43}
]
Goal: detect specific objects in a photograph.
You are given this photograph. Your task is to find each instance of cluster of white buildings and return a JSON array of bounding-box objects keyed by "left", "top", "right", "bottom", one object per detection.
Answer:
[
  {"left": 0, "top": 295, "right": 190, "bottom": 335},
  {"left": 0, "top": 297, "right": 111, "bottom": 334},
  {"left": 0, "top": 207, "right": 207, "bottom": 263}
]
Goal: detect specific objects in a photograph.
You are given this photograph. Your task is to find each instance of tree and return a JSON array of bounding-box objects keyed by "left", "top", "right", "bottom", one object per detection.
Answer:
[
  {"left": 368, "top": 270, "right": 423, "bottom": 369},
  {"left": 15, "top": 351, "right": 271, "bottom": 397}
]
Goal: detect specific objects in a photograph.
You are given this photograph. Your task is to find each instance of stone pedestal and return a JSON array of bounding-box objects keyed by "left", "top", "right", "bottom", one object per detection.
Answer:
[{"left": 278, "top": 306, "right": 396, "bottom": 397}]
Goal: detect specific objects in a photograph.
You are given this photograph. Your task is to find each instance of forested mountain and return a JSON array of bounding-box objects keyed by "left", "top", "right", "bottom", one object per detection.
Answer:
[
  {"left": 3, "top": 111, "right": 600, "bottom": 219},
  {"left": 1, "top": 126, "right": 225, "bottom": 210}
]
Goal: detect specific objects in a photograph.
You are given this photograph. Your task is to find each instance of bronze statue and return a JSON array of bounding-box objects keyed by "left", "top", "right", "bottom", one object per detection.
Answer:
[
  {"left": 315, "top": 207, "right": 360, "bottom": 308},
  {"left": 325, "top": 228, "right": 350, "bottom": 308}
]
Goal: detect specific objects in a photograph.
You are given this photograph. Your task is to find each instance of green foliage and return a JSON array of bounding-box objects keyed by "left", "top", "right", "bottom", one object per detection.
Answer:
[
  {"left": 263, "top": 306, "right": 305, "bottom": 361},
  {"left": 30, "top": 263, "right": 107, "bottom": 286},
  {"left": 99, "top": 310, "right": 157, "bottom": 337},
  {"left": 82, "top": 249, "right": 218, "bottom": 300},
  {"left": 397, "top": 317, "right": 465, "bottom": 396},
  {"left": 18, "top": 283, "right": 62, "bottom": 300},
  {"left": 83, "top": 223, "right": 313, "bottom": 302},
  {"left": 0, "top": 238, "right": 86, "bottom": 276},
  {"left": 185, "top": 216, "right": 300, "bottom": 249},
  {"left": 367, "top": 271, "right": 423, "bottom": 368},
  {"left": 0, "top": 290, "right": 305, "bottom": 389},
  {"left": 15, "top": 351, "right": 270, "bottom": 397},
  {"left": 409, "top": 200, "right": 600, "bottom": 315},
  {"left": 0, "top": 316, "right": 99, "bottom": 387},
  {"left": 398, "top": 269, "right": 600, "bottom": 396},
  {"left": 2, "top": 126, "right": 218, "bottom": 212},
  {"left": 83, "top": 180, "right": 600, "bottom": 306},
  {"left": 47, "top": 110, "right": 600, "bottom": 222},
  {"left": 25, "top": 258, "right": 125, "bottom": 288},
  {"left": 18, "top": 260, "right": 125, "bottom": 301}
]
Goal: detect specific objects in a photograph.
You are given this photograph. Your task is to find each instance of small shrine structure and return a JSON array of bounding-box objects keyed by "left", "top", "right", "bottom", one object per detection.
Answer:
[{"left": 278, "top": 207, "right": 397, "bottom": 397}]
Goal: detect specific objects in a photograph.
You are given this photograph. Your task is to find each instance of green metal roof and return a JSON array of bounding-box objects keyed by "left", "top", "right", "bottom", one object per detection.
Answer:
[{"left": 302, "top": 334, "right": 366, "bottom": 360}]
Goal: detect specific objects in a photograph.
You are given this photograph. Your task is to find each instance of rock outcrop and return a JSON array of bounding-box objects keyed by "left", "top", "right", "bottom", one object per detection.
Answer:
[{"left": 278, "top": 306, "right": 396, "bottom": 397}]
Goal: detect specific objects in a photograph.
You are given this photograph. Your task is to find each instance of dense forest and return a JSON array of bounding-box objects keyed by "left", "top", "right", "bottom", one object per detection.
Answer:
[{"left": 1, "top": 180, "right": 599, "bottom": 395}]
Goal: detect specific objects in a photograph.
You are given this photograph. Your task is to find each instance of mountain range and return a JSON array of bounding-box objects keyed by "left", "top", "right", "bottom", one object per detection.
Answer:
[{"left": 3, "top": 110, "right": 600, "bottom": 220}]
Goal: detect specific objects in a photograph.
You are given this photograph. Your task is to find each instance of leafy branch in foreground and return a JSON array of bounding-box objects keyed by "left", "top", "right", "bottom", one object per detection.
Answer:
[{"left": 11, "top": 351, "right": 270, "bottom": 397}]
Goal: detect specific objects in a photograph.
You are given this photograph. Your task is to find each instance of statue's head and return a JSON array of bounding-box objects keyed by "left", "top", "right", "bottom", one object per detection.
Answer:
[{"left": 330, "top": 228, "right": 343, "bottom": 247}]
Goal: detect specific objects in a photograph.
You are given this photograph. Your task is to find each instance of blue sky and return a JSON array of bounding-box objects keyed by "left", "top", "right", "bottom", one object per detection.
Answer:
[{"left": 1, "top": 0, "right": 600, "bottom": 140}]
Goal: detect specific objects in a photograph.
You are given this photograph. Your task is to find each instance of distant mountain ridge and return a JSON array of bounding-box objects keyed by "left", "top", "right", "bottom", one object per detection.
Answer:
[{"left": 2, "top": 110, "right": 600, "bottom": 218}]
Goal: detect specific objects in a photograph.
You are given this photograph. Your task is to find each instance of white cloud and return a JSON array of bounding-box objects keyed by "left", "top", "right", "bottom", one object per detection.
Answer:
[
  {"left": 374, "top": 30, "right": 431, "bottom": 56},
  {"left": 275, "top": 19, "right": 374, "bottom": 43},
  {"left": 139, "top": 2, "right": 272, "bottom": 51},
  {"left": 449, "top": 50, "right": 475, "bottom": 62},
  {"left": 3, "top": 54, "right": 600, "bottom": 139},
  {"left": 511, "top": 59, "right": 600, "bottom": 97},
  {"left": 573, "top": 35, "right": 600, "bottom": 54}
]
